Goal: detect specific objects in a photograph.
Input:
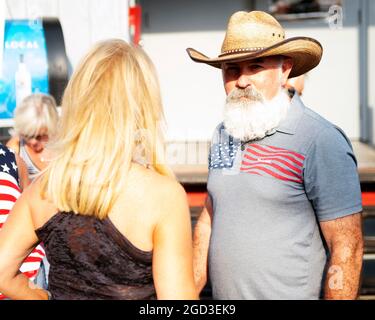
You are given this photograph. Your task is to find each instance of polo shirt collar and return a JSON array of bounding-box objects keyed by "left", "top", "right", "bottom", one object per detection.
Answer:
[{"left": 276, "top": 93, "right": 306, "bottom": 135}]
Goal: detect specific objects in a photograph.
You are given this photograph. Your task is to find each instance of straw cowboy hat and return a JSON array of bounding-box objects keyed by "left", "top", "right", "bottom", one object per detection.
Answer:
[{"left": 186, "top": 11, "right": 323, "bottom": 78}]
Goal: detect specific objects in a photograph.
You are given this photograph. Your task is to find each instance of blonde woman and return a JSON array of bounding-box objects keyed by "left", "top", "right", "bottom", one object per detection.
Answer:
[
  {"left": 0, "top": 39, "right": 197, "bottom": 300},
  {"left": 7, "top": 93, "right": 59, "bottom": 181}
]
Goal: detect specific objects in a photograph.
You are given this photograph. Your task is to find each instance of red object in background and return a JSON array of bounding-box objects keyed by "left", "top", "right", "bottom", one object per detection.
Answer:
[
  {"left": 362, "top": 192, "right": 375, "bottom": 206},
  {"left": 129, "top": 5, "right": 142, "bottom": 45},
  {"left": 187, "top": 192, "right": 207, "bottom": 207}
]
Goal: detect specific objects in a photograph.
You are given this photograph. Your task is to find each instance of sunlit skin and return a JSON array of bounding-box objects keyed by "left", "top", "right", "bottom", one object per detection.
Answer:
[
  {"left": 222, "top": 56, "right": 293, "bottom": 100},
  {"left": 286, "top": 74, "right": 305, "bottom": 96}
]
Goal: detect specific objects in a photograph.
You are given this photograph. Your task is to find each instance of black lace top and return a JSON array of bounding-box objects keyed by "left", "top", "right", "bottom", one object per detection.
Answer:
[{"left": 35, "top": 212, "right": 155, "bottom": 300}]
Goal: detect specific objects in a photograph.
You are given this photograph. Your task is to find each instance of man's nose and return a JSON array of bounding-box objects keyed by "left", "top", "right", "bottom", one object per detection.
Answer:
[{"left": 236, "top": 73, "right": 251, "bottom": 89}]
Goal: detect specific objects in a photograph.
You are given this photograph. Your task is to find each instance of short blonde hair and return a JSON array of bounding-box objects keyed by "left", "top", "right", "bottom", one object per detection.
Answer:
[
  {"left": 41, "top": 39, "right": 173, "bottom": 219},
  {"left": 13, "top": 93, "right": 59, "bottom": 138}
]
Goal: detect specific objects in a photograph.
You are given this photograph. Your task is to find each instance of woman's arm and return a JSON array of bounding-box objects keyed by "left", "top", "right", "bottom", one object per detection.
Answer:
[
  {"left": 0, "top": 184, "right": 48, "bottom": 300},
  {"left": 152, "top": 182, "right": 198, "bottom": 300},
  {"left": 193, "top": 196, "right": 213, "bottom": 293}
]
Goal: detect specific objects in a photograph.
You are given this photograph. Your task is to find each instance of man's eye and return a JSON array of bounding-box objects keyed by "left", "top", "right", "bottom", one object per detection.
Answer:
[
  {"left": 250, "top": 64, "right": 263, "bottom": 71},
  {"left": 225, "top": 67, "right": 239, "bottom": 75}
]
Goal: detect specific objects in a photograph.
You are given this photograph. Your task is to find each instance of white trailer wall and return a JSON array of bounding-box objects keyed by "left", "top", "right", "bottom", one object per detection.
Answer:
[{"left": 140, "top": 0, "right": 251, "bottom": 141}]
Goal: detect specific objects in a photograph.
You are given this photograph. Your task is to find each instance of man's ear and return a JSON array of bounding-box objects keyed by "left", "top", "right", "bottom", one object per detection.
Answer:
[{"left": 281, "top": 58, "right": 294, "bottom": 86}]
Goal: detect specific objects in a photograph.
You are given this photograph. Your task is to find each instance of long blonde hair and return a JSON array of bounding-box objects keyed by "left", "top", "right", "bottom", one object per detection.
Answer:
[{"left": 41, "top": 39, "right": 173, "bottom": 219}]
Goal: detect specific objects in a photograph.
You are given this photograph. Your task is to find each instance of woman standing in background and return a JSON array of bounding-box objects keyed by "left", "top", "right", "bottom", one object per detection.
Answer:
[
  {"left": 6, "top": 93, "right": 59, "bottom": 291},
  {"left": 6, "top": 93, "right": 59, "bottom": 181}
]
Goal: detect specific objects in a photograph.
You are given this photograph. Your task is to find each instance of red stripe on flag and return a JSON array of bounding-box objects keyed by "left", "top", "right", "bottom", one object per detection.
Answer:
[
  {"left": 241, "top": 166, "right": 303, "bottom": 184},
  {"left": 0, "top": 194, "right": 17, "bottom": 202},
  {"left": 246, "top": 147, "right": 303, "bottom": 167},
  {"left": 0, "top": 179, "right": 21, "bottom": 193},
  {"left": 23, "top": 270, "right": 38, "bottom": 279},
  {"left": 0, "top": 223, "right": 3, "bottom": 228},
  {"left": 243, "top": 154, "right": 302, "bottom": 174},
  {"left": 242, "top": 159, "right": 301, "bottom": 180},
  {"left": 262, "top": 145, "right": 306, "bottom": 160},
  {"left": 32, "top": 248, "right": 46, "bottom": 257},
  {"left": 0, "top": 209, "right": 10, "bottom": 215}
]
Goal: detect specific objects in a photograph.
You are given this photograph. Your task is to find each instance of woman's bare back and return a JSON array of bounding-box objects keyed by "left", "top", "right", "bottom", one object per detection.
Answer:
[{"left": 29, "top": 163, "right": 182, "bottom": 253}]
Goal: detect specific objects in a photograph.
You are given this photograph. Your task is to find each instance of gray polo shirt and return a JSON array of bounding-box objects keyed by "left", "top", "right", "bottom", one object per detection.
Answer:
[{"left": 207, "top": 94, "right": 362, "bottom": 300}]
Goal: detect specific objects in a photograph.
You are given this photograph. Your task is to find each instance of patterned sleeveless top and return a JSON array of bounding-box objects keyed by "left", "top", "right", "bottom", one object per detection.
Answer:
[{"left": 35, "top": 212, "right": 155, "bottom": 300}]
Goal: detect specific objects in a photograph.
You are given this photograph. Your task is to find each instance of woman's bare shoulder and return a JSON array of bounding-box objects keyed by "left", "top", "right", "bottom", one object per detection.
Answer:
[
  {"left": 131, "top": 164, "right": 188, "bottom": 212},
  {"left": 22, "top": 176, "right": 58, "bottom": 228}
]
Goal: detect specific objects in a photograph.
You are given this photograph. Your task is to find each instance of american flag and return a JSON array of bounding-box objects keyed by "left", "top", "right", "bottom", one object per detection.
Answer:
[
  {"left": 209, "top": 136, "right": 241, "bottom": 170},
  {"left": 0, "top": 148, "right": 45, "bottom": 300},
  {"left": 209, "top": 140, "right": 305, "bottom": 184},
  {"left": 241, "top": 144, "right": 305, "bottom": 184}
]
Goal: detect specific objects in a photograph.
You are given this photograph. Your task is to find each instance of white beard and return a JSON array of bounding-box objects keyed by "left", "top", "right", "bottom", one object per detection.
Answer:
[{"left": 223, "top": 87, "right": 291, "bottom": 141}]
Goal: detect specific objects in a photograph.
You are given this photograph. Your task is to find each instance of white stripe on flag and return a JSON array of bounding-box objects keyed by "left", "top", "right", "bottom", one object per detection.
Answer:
[
  {"left": 0, "top": 213, "right": 9, "bottom": 224},
  {"left": 0, "top": 185, "right": 21, "bottom": 199},
  {"left": 0, "top": 172, "right": 19, "bottom": 186},
  {"left": 0, "top": 200, "right": 17, "bottom": 211},
  {"left": 28, "top": 249, "right": 45, "bottom": 259},
  {"left": 19, "top": 262, "right": 41, "bottom": 273}
]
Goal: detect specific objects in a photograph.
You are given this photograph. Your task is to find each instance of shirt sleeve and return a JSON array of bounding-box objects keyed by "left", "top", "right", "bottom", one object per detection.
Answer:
[
  {"left": 0, "top": 144, "right": 20, "bottom": 187},
  {"left": 303, "top": 125, "right": 363, "bottom": 222}
]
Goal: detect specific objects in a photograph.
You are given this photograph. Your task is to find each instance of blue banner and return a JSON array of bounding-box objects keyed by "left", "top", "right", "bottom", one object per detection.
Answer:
[{"left": 0, "top": 19, "right": 49, "bottom": 120}]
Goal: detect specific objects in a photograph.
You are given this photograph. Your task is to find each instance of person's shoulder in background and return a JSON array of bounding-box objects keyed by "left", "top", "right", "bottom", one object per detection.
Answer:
[{"left": 5, "top": 136, "right": 20, "bottom": 155}]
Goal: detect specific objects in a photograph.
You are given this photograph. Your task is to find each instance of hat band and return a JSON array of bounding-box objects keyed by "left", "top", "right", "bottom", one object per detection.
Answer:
[{"left": 219, "top": 47, "right": 265, "bottom": 57}]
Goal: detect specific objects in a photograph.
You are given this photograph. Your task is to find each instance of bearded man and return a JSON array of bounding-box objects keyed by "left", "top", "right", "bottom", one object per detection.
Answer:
[{"left": 187, "top": 11, "right": 363, "bottom": 300}]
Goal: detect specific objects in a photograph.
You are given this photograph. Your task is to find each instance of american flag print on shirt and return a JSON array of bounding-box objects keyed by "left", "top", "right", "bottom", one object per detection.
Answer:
[
  {"left": 0, "top": 147, "right": 45, "bottom": 300},
  {"left": 209, "top": 136, "right": 241, "bottom": 170},
  {"left": 240, "top": 144, "right": 305, "bottom": 184}
]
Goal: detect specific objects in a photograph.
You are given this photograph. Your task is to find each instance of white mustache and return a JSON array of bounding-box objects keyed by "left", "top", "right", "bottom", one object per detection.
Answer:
[{"left": 226, "top": 87, "right": 264, "bottom": 104}]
